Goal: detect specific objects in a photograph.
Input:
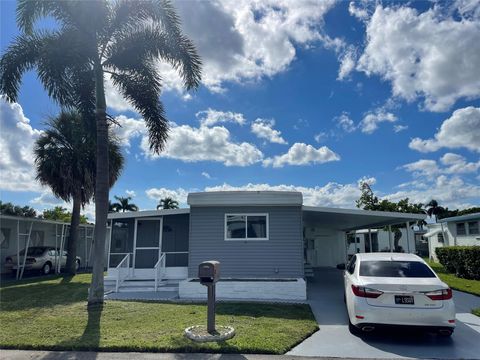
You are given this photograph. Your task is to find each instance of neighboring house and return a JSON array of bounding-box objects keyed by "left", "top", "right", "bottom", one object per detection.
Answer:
[
  {"left": 342, "top": 227, "right": 427, "bottom": 258},
  {"left": 0, "top": 215, "right": 99, "bottom": 275},
  {"left": 106, "top": 191, "right": 425, "bottom": 301},
  {"left": 423, "top": 212, "right": 480, "bottom": 260}
]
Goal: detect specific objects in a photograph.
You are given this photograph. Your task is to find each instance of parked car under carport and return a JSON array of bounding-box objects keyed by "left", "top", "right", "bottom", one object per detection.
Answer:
[{"left": 5, "top": 246, "right": 81, "bottom": 275}]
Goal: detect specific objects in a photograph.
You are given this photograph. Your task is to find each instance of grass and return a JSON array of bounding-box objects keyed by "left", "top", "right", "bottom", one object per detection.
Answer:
[
  {"left": 0, "top": 274, "right": 318, "bottom": 354},
  {"left": 427, "top": 259, "right": 480, "bottom": 296}
]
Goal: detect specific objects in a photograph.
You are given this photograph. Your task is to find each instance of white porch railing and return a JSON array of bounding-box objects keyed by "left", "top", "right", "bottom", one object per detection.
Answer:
[
  {"left": 154, "top": 253, "right": 166, "bottom": 291},
  {"left": 115, "top": 254, "right": 130, "bottom": 292}
]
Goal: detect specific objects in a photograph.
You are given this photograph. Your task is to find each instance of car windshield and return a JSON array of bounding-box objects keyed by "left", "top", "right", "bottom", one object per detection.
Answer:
[
  {"left": 19, "top": 247, "right": 47, "bottom": 256},
  {"left": 360, "top": 260, "right": 436, "bottom": 278}
]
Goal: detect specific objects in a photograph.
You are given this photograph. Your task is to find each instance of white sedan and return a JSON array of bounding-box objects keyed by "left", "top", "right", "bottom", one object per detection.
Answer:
[{"left": 343, "top": 253, "right": 455, "bottom": 336}]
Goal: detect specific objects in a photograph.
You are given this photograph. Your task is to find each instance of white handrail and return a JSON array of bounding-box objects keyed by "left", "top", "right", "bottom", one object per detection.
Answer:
[
  {"left": 154, "top": 253, "right": 166, "bottom": 292},
  {"left": 115, "top": 253, "right": 130, "bottom": 292}
]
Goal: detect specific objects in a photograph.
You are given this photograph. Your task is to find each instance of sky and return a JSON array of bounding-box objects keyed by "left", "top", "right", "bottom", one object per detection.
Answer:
[{"left": 1, "top": 0, "right": 479, "bottom": 220}]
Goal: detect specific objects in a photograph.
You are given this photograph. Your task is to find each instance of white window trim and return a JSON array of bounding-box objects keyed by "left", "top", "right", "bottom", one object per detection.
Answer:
[
  {"left": 456, "top": 222, "right": 467, "bottom": 236},
  {"left": 224, "top": 213, "right": 269, "bottom": 241},
  {"left": 467, "top": 221, "right": 479, "bottom": 236}
]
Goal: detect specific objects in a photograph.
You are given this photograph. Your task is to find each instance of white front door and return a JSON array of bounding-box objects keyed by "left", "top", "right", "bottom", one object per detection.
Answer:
[{"left": 133, "top": 218, "right": 162, "bottom": 278}]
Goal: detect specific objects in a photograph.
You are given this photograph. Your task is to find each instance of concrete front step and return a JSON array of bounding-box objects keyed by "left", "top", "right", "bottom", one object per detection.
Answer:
[{"left": 105, "top": 279, "right": 179, "bottom": 293}]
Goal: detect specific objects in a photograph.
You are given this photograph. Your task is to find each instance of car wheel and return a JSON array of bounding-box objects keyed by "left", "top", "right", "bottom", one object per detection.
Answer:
[
  {"left": 42, "top": 262, "right": 51, "bottom": 275},
  {"left": 75, "top": 259, "right": 80, "bottom": 272}
]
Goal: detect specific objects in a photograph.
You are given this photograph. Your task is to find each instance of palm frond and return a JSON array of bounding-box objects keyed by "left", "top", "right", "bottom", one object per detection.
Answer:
[
  {"left": 0, "top": 33, "right": 41, "bottom": 102},
  {"left": 110, "top": 63, "right": 169, "bottom": 153},
  {"left": 105, "top": 23, "right": 201, "bottom": 89}
]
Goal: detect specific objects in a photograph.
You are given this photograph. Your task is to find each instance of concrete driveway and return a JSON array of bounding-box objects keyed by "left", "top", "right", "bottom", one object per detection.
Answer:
[{"left": 288, "top": 268, "right": 480, "bottom": 359}]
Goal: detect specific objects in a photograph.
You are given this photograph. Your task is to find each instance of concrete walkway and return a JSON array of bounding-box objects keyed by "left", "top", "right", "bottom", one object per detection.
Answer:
[
  {"left": 1, "top": 350, "right": 360, "bottom": 360},
  {"left": 288, "top": 267, "right": 480, "bottom": 359}
]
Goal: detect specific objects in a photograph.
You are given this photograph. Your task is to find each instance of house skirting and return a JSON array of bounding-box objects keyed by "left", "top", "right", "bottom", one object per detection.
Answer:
[{"left": 179, "top": 278, "right": 306, "bottom": 301}]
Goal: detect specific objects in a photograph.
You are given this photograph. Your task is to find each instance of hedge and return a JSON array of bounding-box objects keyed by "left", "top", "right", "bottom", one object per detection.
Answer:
[{"left": 435, "top": 246, "right": 480, "bottom": 280}]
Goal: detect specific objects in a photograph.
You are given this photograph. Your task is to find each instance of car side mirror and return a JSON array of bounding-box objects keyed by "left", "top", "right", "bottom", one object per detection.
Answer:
[{"left": 336, "top": 263, "right": 346, "bottom": 270}]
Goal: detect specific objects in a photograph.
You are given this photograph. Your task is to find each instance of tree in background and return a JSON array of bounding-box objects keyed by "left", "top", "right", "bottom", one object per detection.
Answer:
[
  {"left": 356, "top": 182, "right": 426, "bottom": 251},
  {"left": 0, "top": 201, "right": 36, "bottom": 217},
  {"left": 0, "top": 0, "right": 201, "bottom": 304},
  {"left": 157, "top": 197, "right": 179, "bottom": 210},
  {"left": 42, "top": 206, "right": 89, "bottom": 224},
  {"left": 34, "top": 111, "right": 124, "bottom": 274},
  {"left": 110, "top": 196, "right": 138, "bottom": 212},
  {"left": 426, "top": 199, "right": 446, "bottom": 223}
]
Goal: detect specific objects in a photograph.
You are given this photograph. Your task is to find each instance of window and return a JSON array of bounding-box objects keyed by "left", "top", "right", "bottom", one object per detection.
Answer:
[
  {"left": 225, "top": 214, "right": 268, "bottom": 240},
  {"left": 456, "top": 222, "right": 466, "bottom": 236},
  {"left": 437, "top": 233, "right": 444, "bottom": 243},
  {"left": 347, "top": 255, "right": 356, "bottom": 274},
  {"left": 359, "top": 261, "right": 436, "bottom": 278},
  {"left": 468, "top": 221, "right": 479, "bottom": 235}
]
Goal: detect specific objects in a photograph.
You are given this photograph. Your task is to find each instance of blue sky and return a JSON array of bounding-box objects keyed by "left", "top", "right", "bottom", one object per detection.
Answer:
[{"left": 1, "top": 0, "right": 479, "bottom": 219}]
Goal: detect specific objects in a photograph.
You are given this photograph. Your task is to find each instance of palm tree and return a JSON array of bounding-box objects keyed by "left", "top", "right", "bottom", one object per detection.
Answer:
[
  {"left": 34, "top": 111, "right": 124, "bottom": 274},
  {"left": 108, "top": 200, "right": 120, "bottom": 213},
  {"left": 1, "top": 0, "right": 201, "bottom": 304},
  {"left": 110, "top": 196, "right": 138, "bottom": 212},
  {"left": 157, "top": 197, "right": 179, "bottom": 210},
  {"left": 426, "top": 200, "right": 445, "bottom": 223}
]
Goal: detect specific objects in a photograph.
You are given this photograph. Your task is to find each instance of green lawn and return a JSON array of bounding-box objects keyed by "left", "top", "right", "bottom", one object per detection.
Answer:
[
  {"left": 0, "top": 274, "right": 317, "bottom": 354},
  {"left": 427, "top": 260, "right": 480, "bottom": 296}
]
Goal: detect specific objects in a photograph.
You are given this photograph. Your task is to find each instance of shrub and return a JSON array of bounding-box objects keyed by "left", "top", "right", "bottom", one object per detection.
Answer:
[{"left": 435, "top": 246, "right": 480, "bottom": 280}]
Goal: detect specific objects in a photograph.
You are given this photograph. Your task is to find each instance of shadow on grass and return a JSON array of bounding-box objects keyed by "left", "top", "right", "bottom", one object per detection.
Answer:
[
  {"left": 0, "top": 281, "right": 89, "bottom": 311},
  {"left": 108, "top": 299, "right": 314, "bottom": 321}
]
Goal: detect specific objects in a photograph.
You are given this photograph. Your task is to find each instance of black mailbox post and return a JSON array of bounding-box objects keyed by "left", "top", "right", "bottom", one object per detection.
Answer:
[{"left": 198, "top": 260, "right": 220, "bottom": 333}]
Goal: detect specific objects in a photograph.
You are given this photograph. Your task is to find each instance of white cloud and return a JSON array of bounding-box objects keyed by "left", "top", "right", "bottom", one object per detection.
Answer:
[
  {"left": 386, "top": 175, "right": 480, "bottom": 209},
  {"left": 103, "top": 0, "right": 341, "bottom": 110},
  {"left": 335, "top": 112, "right": 356, "bottom": 132},
  {"left": 144, "top": 124, "right": 263, "bottom": 166},
  {"left": 402, "top": 153, "right": 480, "bottom": 178},
  {"left": 355, "top": 4, "right": 480, "bottom": 111},
  {"left": 201, "top": 172, "right": 212, "bottom": 179},
  {"left": 145, "top": 187, "right": 189, "bottom": 206},
  {"left": 114, "top": 115, "right": 264, "bottom": 167},
  {"left": 409, "top": 107, "right": 480, "bottom": 153},
  {"left": 393, "top": 124, "right": 408, "bottom": 133},
  {"left": 196, "top": 109, "right": 246, "bottom": 127},
  {"left": 0, "top": 98, "right": 43, "bottom": 192},
  {"left": 359, "top": 109, "right": 397, "bottom": 134},
  {"left": 314, "top": 132, "right": 329, "bottom": 143},
  {"left": 440, "top": 153, "right": 480, "bottom": 174},
  {"left": 205, "top": 180, "right": 365, "bottom": 208},
  {"left": 114, "top": 115, "right": 146, "bottom": 147},
  {"left": 251, "top": 118, "right": 287, "bottom": 144},
  {"left": 337, "top": 46, "right": 357, "bottom": 80},
  {"left": 125, "top": 190, "right": 136, "bottom": 197},
  {"left": 263, "top": 142, "right": 340, "bottom": 168},
  {"left": 30, "top": 190, "right": 96, "bottom": 221},
  {"left": 402, "top": 159, "right": 440, "bottom": 177}
]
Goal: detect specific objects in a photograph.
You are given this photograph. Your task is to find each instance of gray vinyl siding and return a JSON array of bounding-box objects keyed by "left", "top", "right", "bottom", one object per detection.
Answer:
[{"left": 188, "top": 206, "right": 303, "bottom": 278}]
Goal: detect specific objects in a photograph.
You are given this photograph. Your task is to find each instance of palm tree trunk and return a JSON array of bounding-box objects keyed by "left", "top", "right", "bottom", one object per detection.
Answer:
[
  {"left": 66, "top": 194, "right": 81, "bottom": 274},
  {"left": 88, "top": 61, "right": 109, "bottom": 305}
]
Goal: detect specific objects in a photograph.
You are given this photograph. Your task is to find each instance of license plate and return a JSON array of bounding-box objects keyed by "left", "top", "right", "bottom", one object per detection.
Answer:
[{"left": 395, "top": 295, "right": 414, "bottom": 305}]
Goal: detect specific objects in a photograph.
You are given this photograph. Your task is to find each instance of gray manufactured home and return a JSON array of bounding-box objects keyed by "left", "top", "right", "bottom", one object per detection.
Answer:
[{"left": 105, "top": 191, "right": 426, "bottom": 301}]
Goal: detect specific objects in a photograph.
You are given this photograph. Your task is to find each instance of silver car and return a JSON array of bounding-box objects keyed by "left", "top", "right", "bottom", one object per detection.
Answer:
[{"left": 5, "top": 246, "right": 81, "bottom": 275}]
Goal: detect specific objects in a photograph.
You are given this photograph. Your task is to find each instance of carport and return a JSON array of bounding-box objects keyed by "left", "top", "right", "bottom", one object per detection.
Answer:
[
  {"left": 288, "top": 267, "right": 480, "bottom": 359},
  {"left": 303, "top": 206, "right": 426, "bottom": 267}
]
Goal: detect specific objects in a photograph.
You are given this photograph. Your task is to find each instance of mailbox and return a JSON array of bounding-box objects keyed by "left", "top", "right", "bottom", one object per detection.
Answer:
[{"left": 198, "top": 260, "right": 220, "bottom": 284}]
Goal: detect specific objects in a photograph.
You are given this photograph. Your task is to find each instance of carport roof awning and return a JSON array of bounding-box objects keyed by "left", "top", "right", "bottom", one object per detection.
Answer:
[{"left": 302, "top": 206, "right": 426, "bottom": 231}]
